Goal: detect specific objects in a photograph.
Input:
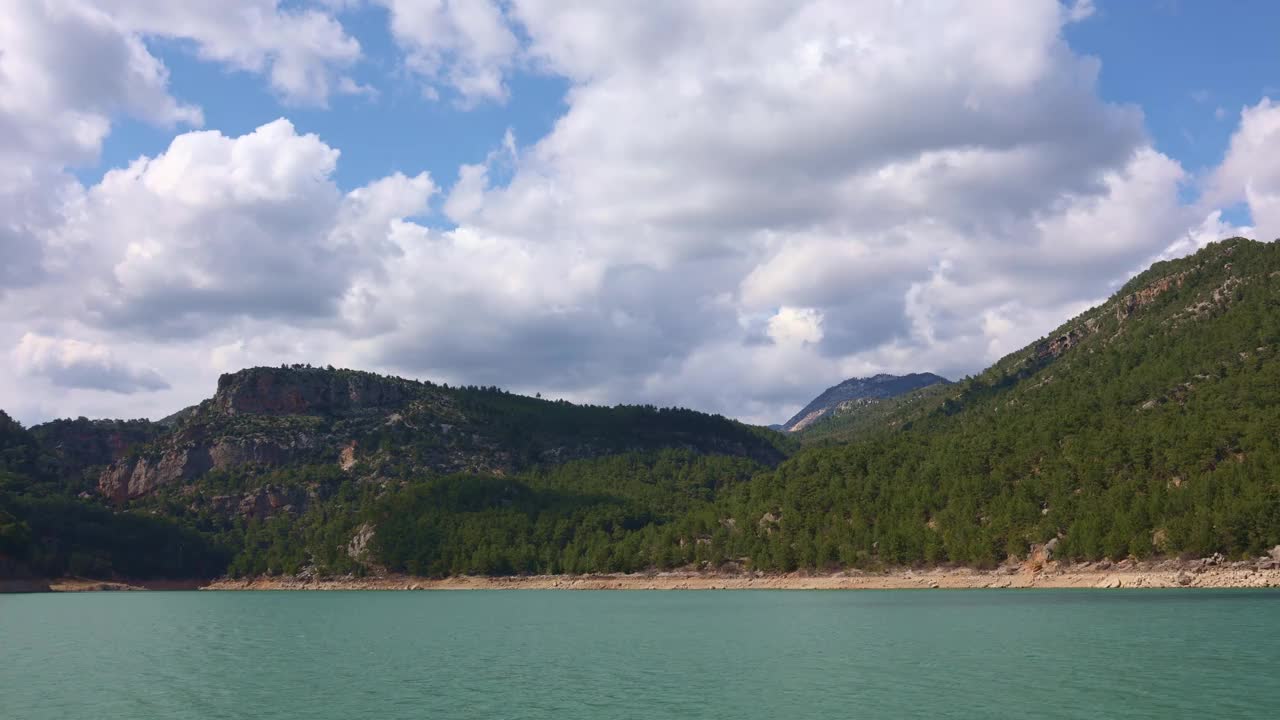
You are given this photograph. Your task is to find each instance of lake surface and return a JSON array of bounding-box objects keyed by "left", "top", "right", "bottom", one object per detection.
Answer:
[{"left": 2, "top": 589, "right": 1277, "bottom": 719}]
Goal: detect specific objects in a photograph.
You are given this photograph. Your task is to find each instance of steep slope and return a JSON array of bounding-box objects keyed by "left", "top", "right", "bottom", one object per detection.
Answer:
[
  {"left": 781, "top": 373, "right": 951, "bottom": 432},
  {"left": 718, "top": 237, "right": 1280, "bottom": 568}
]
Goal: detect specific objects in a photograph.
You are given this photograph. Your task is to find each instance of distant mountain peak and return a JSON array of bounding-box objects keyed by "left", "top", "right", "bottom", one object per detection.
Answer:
[{"left": 782, "top": 372, "right": 951, "bottom": 432}]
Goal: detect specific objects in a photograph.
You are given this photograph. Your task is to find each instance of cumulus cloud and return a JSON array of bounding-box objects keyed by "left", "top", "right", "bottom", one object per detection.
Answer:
[
  {"left": 1207, "top": 98, "right": 1280, "bottom": 241},
  {"left": 13, "top": 333, "right": 169, "bottom": 393},
  {"left": 356, "top": 0, "right": 1187, "bottom": 419},
  {"left": 1, "top": 0, "right": 1260, "bottom": 425},
  {"left": 767, "top": 308, "right": 824, "bottom": 346},
  {"left": 92, "top": 0, "right": 363, "bottom": 105},
  {"left": 378, "top": 0, "right": 519, "bottom": 104},
  {"left": 0, "top": 0, "right": 365, "bottom": 296},
  {"left": 0, "top": 0, "right": 201, "bottom": 294},
  {"left": 48, "top": 120, "right": 434, "bottom": 337}
]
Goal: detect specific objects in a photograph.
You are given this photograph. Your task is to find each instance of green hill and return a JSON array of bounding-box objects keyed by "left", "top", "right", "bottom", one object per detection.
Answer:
[
  {"left": 4, "top": 238, "right": 1280, "bottom": 580},
  {"left": 722, "top": 237, "right": 1280, "bottom": 568},
  {"left": 0, "top": 411, "right": 229, "bottom": 580}
]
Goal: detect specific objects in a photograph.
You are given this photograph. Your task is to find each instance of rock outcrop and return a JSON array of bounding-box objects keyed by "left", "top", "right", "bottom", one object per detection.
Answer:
[
  {"left": 203, "top": 485, "right": 312, "bottom": 520},
  {"left": 94, "top": 365, "right": 787, "bottom": 507},
  {"left": 213, "top": 366, "right": 416, "bottom": 417}
]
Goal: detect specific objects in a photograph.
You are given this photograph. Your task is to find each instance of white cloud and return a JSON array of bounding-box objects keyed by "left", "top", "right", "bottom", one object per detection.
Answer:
[
  {"left": 0, "top": 0, "right": 204, "bottom": 299},
  {"left": 47, "top": 120, "right": 435, "bottom": 337},
  {"left": 1208, "top": 98, "right": 1280, "bottom": 241},
  {"left": 1064, "top": 0, "right": 1097, "bottom": 23},
  {"left": 93, "top": 0, "right": 363, "bottom": 105},
  {"left": 767, "top": 307, "right": 824, "bottom": 346},
  {"left": 12, "top": 332, "right": 169, "bottom": 393},
  {"left": 377, "top": 0, "right": 518, "bottom": 104},
  {"left": 380, "top": 0, "right": 1186, "bottom": 416},
  {"left": 2, "top": 0, "right": 1262, "bottom": 426}
]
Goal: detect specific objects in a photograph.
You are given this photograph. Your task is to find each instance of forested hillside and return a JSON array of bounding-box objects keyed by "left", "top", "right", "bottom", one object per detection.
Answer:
[
  {"left": 0, "top": 411, "right": 228, "bottom": 579},
  {"left": 3, "top": 238, "right": 1280, "bottom": 581},
  {"left": 736, "top": 237, "right": 1280, "bottom": 567}
]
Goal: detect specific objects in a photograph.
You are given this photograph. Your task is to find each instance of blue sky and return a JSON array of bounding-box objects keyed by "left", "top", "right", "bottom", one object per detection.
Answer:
[
  {"left": 83, "top": 0, "right": 1280, "bottom": 223},
  {"left": 5, "top": 0, "right": 1280, "bottom": 424},
  {"left": 1066, "top": 0, "right": 1279, "bottom": 222},
  {"left": 85, "top": 6, "right": 569, "bottom": 208}
]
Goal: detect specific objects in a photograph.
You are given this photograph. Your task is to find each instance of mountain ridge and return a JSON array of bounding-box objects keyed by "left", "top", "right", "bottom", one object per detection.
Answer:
[
  {"left": 4, "top": 237, "right": 1280, "bottom": 582},
  {"left": 91, "top": 364, "right": 789, "bottom": 504},
  {"left": 781, "top": 372, "right": 951, "bottom": 432}
]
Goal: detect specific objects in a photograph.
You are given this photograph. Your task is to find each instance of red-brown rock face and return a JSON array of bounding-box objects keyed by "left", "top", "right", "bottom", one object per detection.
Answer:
[
  {"left": 213, "top": 367, "right": 413, "bottom": 416},
  {"left": 96, "top": 368, "right": 415, "bottom": 503}
]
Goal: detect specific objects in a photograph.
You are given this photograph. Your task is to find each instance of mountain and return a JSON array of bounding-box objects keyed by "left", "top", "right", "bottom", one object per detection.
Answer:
[
  {"left": 93, "top": 365, "right": 787, "bottom": 505},
  {"left": 793, "top": 381, "right": 956, "bottom": 445},
  {"left": 0, "top": 411, "right": 228, "bottom": 581},
  {"left": 5, "top": 237, "right": 1280, "bottom": 581},
  {"left": 723, "top": 237, "right": 1280, "bottom": 567},
  {"left": 3, "top": 367, "right": 790, "bottom": 580},
  {"left": 28, "top": 417, "right": 166, "bottom": 495},
  {"left": 780, "top": 373, "right": 951, "bottom": 432}
]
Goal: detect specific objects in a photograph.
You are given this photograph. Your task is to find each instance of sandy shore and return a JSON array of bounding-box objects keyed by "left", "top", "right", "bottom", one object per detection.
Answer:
[
  {"left": 0, "top": 578, "right": 205, "bottom": 593},
  {"left": 10, "top": 556, "right": 1279, "bottom": 593},
  {"left": 204, "top": 556, "right": 1280, "bottom": 591}
]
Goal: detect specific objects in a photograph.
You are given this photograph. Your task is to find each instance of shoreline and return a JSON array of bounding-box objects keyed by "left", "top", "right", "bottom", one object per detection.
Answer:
[{"left": 12, "top": 556, "right": 1280, "bottom": 593}]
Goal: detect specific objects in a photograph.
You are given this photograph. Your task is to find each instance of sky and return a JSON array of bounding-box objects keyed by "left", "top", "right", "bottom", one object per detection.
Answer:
[{"left": 3, "top": 0, "right": 1279, "bottom": 427}]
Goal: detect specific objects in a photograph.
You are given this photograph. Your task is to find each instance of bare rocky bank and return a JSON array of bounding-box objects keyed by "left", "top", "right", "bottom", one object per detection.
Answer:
[{"left": 19, "top": 551, "right": 1276, "bottom": 593}]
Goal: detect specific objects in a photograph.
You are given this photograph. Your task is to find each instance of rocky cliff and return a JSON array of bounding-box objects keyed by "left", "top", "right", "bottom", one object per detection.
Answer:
[
  {"left": 94, "top": 365, "right": 786, "bottom": 508},
  {"left": 97, "top": 367, "right": 429, "bottom": 503},
  {"left": 213, "top": 366, "right": 417, "bottom": 416}
]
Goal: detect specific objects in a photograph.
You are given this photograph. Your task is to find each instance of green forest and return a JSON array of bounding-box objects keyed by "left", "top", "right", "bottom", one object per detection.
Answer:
[{"left": 3, "top": 238, "right": 1280, "bottom": 581}]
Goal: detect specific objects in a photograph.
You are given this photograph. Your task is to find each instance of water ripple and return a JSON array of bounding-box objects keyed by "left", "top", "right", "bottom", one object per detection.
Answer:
[{"left": 1, "top": 589, "right": 1277, "bottom": 719}]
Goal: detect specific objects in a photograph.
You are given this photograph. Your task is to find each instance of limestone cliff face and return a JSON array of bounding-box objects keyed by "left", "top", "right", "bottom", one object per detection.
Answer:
[
  {"left": 213, "top": 367, "right": 415, "bottom": 416},
  {"left": 94, "top": 365, "right": 787, "bottom": 506},
  {"left": 97, "top": 367, "right": 417, "bottom": 503},
  {"left": 98, "top": 433, "right": 324, "bottom": 503},
  {"left": 98, "top": 448, "right": 209, "bottom": 504},
  {"left": 203, "top": 485, "right": 314, "bottom": 521}
]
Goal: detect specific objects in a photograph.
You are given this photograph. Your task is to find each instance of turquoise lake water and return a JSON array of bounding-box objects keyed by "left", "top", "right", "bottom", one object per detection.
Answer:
[{"left": 2, "top": 589, "right": 1277, "bottom": 719}]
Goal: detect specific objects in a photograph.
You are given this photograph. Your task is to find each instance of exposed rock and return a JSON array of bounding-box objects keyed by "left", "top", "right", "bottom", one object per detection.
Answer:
[
  {"left": 1043, "top": 537, "right": 1060, "bottom": 559},
  {"left": 204, "top": 485, "right": 310, "bottom": 520},
  {"left": 1115, "top": 271, "right": 1189, "bottom": 321},
  {"left": 213, "top": 367, "right": 416, "bottom": 417},
  {"left": 99, "top": 434, "right": 316, "bottom": 503},
  {"left": 99, "top": 447, "right": 213, "bottom": 504},
  {"left": 239, "top": 485, "right": 310, "bottom": 520},
  {"left": 348, "top": 523, "right": 376, "bottom": 563},
  {"left": 1035, "top": 325, "right": 1094, "bottom": 361},
  {"left": 92, "top": 365, "right": 788, "bottom": 508},
  {"left": 339, "top": 441, "right": 358, "bottom": 470}
]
